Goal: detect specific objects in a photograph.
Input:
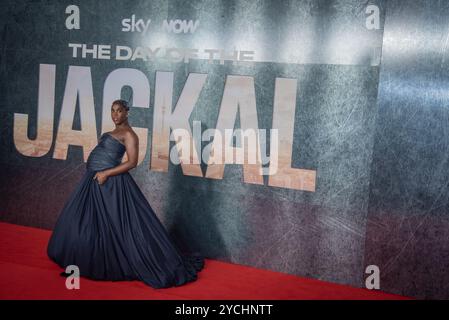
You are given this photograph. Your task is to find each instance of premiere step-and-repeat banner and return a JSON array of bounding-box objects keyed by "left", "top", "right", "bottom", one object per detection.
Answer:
[{"left": 0, "top": 0, "right": 448, "bottom": 299}]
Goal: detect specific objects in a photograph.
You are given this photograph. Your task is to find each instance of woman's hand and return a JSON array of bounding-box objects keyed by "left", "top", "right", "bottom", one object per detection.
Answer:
[{"left": 93, "top": 171, "right": 109, "bottom": 185}]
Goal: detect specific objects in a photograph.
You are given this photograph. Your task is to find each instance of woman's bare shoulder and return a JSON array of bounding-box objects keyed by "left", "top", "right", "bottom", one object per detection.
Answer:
[{"left": 124, "top": 128, "right": 139, "bottom": 143}]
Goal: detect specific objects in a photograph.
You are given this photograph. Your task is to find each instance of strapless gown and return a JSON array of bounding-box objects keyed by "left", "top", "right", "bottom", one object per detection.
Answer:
[{"left": 47, "top": 132, "right": 204, "bottom": 288}]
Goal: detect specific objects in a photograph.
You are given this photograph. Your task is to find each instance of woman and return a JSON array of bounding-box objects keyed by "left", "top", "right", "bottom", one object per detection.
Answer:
[{"left": 47, "top": 99, "right": 204, "bottom": 288}]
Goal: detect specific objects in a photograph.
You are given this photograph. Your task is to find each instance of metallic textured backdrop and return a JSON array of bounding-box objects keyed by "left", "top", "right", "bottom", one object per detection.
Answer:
[{"left": 0, "top": 0, "right": 447, "bottom": 299}]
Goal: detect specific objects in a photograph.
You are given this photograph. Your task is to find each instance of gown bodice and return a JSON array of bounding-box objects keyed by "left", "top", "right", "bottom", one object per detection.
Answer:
[{"left": 86, "top": 133, "right": 126, "bottom": 171}]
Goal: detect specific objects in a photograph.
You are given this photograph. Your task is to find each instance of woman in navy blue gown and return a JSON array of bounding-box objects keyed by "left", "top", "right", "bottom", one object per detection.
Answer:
[{"left": 47, "top": 99, "right": 204, "bottom": 288}]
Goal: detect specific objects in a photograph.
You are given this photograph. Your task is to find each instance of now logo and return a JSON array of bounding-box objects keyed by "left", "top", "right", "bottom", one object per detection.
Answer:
[{"left": 163, "top": 19, "right": 200, "bottom": 34}]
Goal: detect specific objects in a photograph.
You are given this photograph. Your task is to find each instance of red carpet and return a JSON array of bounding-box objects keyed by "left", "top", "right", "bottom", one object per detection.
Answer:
[{"left": 0, "top": 222, "right": 409, "bottom": 300}]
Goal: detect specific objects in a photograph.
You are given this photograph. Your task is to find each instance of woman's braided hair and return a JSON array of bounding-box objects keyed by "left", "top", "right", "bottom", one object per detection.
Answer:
[{"left": 112, "top": 99, "right": 130, "bottom": 111}]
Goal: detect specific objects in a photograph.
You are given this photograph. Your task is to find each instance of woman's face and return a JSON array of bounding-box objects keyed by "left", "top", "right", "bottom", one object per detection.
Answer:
[{"left": 111, "top": 103, "right": 128, "bottom": 125}]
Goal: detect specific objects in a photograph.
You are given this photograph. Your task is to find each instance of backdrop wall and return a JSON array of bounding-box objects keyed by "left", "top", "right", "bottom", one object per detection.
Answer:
[{"left": 0, "top": 0, "right": 447, "bottom": 299}]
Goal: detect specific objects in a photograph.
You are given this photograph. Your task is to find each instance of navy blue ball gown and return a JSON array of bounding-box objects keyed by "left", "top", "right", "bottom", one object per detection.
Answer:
[{"left": 47, "top": 132, "right": 204, "bottom": 288}]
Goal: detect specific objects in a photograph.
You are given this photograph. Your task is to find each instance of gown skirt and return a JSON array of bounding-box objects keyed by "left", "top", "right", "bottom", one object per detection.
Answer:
[{"left": 47, "top": 132, "right": 204, "bottom": 288}]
